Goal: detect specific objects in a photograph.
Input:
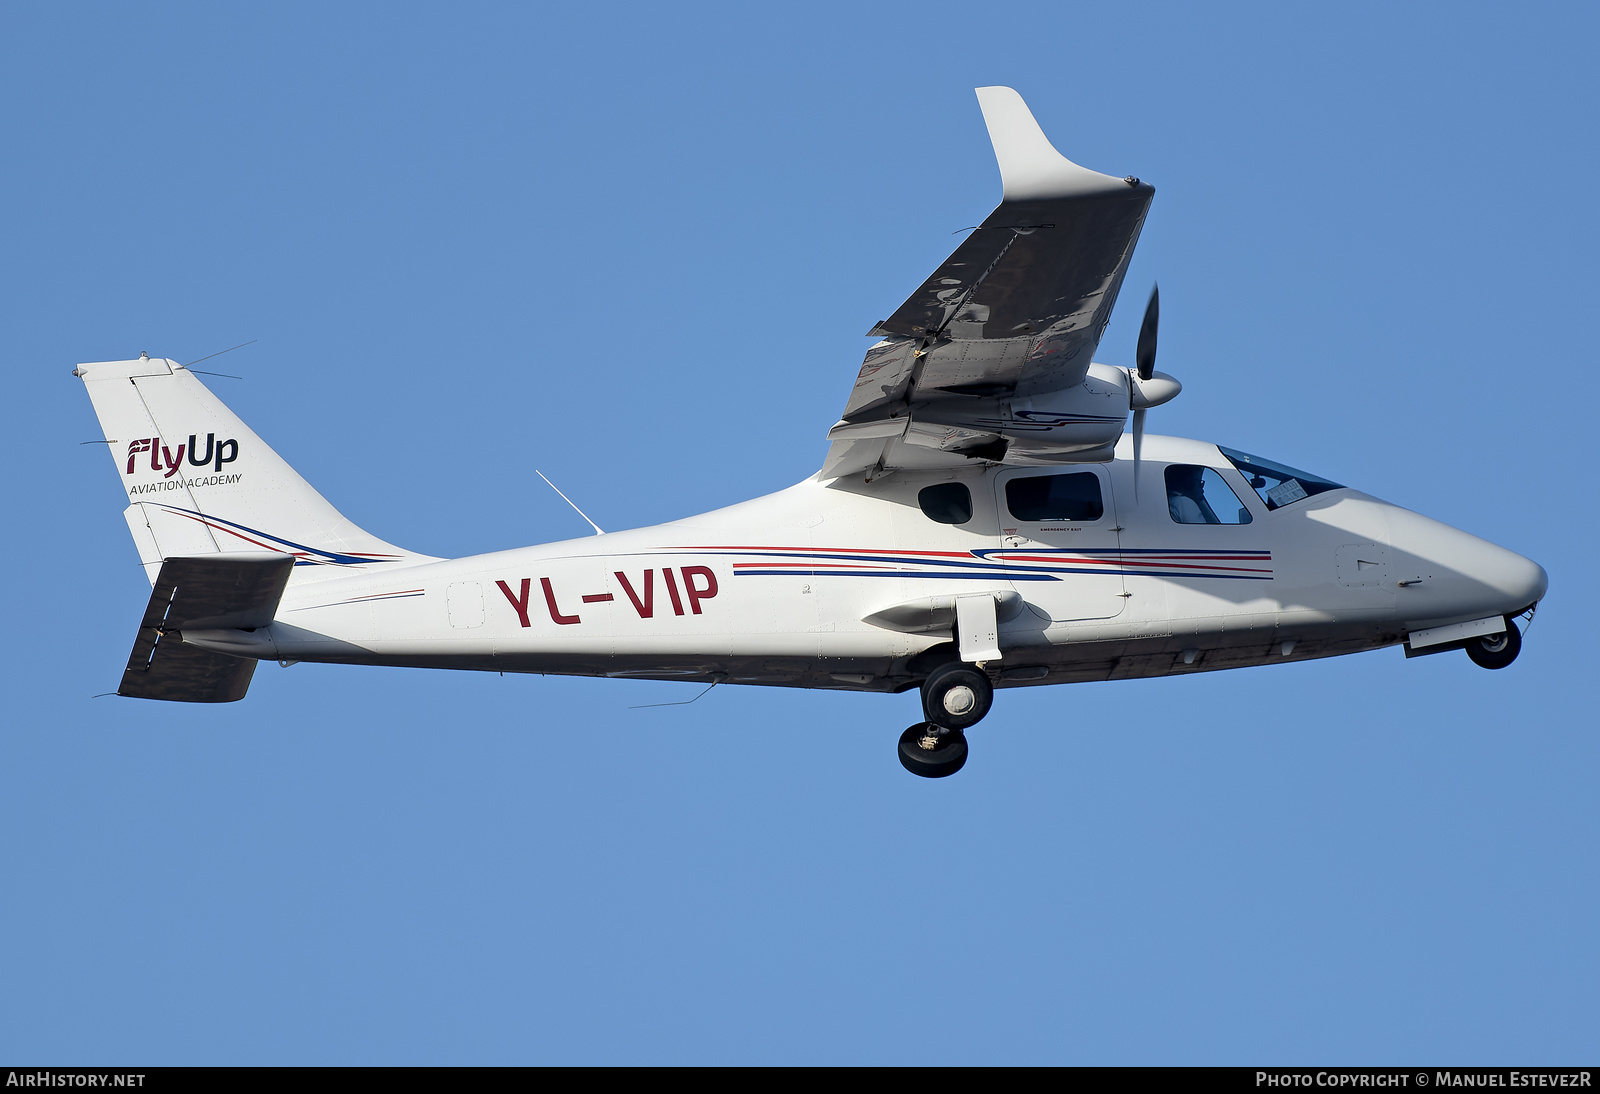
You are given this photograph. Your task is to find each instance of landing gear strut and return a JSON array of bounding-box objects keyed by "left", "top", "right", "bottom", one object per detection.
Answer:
[
  {"left": 897, "top": 663, "right": 994, "bottom": 778},
  {"left": 1466, "top": 617, "right": 1522, "bottom": 670}
]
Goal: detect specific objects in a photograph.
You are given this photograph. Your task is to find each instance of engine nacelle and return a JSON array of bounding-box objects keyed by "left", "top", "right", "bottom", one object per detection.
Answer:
[
  {"left": 873, "top": 363, "right": 1184, "bottom": 467},
  {"left": 1000, "top": 362, "right": 1131, "bottom": 460},
  {"left": 905, "top": 362, "right": 1132, "bottom": 463}
]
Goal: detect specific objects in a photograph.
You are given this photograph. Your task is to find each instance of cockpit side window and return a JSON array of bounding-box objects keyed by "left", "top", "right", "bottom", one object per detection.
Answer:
[
  {"left": 1165, "top": 465, "right": 1253, "bottom": 524},
  {"left": 918, "top": 482, "right": 973, "bottom": 525},
  {"left": 1218, "top": 446, "right": 1344, "bottom": 511}
]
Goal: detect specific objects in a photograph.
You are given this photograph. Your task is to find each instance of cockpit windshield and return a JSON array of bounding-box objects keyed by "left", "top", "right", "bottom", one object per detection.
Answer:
[{"left": 1218, "top": 446, "right": 1344, "bottom": 511}]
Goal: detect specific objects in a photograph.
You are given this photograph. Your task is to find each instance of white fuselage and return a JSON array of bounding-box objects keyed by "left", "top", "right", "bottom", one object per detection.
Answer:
[{"left": 186, "top": 434, "right": 1547, "bottom": 694}]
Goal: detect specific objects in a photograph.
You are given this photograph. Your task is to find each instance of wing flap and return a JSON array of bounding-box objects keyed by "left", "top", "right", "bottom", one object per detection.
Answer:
[
  {"left": 117, "top": 553, "right": 294, "bottom": 703},
  {"left": 840, "top": 337, "right": 918, "bottom": 421}
]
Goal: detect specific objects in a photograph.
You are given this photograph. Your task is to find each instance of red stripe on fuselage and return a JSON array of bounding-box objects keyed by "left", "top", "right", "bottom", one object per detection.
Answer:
[{"left": 685, "top": 545, "right": 972, "bottom": 558}]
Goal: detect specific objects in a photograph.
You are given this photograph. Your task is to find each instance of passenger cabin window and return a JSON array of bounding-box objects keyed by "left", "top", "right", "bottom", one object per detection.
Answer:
[
  {"left": 1165, "top": 465, "right": 1253, "bottom": 524},
  {"left": 918, "top": 482, "right": 972, "bottom": 525},
  {"left": 1218, "top": 446, "right": 1344, "bottom": 511},
  {"left": 1006, "top": 472, "right": 1103, "bottom": 522}
]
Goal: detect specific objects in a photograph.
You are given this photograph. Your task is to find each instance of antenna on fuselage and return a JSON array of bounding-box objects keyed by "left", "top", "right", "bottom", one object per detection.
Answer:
[{"left": 534, "top": 470, "right": 605, "bottom": 535}]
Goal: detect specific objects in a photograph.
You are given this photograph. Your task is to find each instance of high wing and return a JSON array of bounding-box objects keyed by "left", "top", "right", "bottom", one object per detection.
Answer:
[{"left": 824, "top": 87, "right": 1155, "bottom": 478}]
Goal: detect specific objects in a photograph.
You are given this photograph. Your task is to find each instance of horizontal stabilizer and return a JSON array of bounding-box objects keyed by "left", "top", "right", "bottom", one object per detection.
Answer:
[{"left": 118, "top": 553, "right": 294, "bottom": 703}]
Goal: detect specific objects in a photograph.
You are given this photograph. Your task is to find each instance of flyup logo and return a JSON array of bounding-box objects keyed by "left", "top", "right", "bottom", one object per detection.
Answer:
[{"left": 126, "top": 433, "right": 238, "bottom": 478}]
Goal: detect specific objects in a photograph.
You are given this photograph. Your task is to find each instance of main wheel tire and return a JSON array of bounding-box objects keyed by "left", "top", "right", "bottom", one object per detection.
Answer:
[
  {"left": 898, "top": 724, "right": 968, "bottom": 778},
  {"left": 921, "top": 663, "right": 994, "bottom": 731},
  {"left": 1466, "top": 618, "right": 1521, "bottom": 669}
]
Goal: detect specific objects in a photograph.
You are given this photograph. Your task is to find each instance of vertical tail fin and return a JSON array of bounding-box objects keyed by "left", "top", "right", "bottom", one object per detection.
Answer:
[{"left": 77, "top": 356, "right": 437, "bottom": 585}]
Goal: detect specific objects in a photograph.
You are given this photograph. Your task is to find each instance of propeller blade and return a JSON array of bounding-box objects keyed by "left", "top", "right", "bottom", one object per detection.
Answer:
[
  {"left": 1135, "top": 284, "right": 1159, "bottom": 381},
  {"left": 1131, "top": 407, "right": 1146, "bottom": 502}
]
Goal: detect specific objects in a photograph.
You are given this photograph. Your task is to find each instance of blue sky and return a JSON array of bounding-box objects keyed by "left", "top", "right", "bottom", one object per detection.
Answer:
[{"left": 2, "top": 0, "right": 1595, "bottom": 1064}]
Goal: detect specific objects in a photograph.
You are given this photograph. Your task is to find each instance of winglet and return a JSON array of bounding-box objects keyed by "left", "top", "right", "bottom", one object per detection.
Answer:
[{"left": 975, "top": 86, "right": 1130, "bottom": 202}]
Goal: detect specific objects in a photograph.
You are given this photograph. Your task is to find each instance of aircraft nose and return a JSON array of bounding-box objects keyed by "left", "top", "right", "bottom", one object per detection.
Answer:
[
  {"left": 1386, "top": 505, "right": 1548, "bottom": 619},
  {"left": 1445, "top": 532, "right": 1547, "bottom": 608},
  {"left": 1496, "top": 550, "right": 1549, "bottom": 608}
]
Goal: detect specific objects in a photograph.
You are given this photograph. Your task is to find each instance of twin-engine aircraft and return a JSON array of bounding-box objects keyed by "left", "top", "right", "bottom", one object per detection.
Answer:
[{"left": 77, "top": 88, "right": 1547, "bottom": 777}]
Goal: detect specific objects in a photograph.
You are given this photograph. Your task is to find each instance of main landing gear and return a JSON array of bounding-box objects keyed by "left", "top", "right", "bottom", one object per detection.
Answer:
[
  {"left": 898, "top": 663, "right": 994, "bottom": 779},
  {"left": 1466, "top": 617, "right": 1522, "bottom": 670}
]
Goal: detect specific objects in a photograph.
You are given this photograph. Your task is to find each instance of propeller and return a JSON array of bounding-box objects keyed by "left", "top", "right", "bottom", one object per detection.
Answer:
[
  {"left": 1132, "top": 285, "right": 1158, "bottom": 499},
  {"left": 1127, "top": 285, "right": 1182, "bottom": 501}
]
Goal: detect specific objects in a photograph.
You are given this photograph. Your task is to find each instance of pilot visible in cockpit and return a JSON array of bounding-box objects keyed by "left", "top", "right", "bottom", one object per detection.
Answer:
[{"left": 1166, "top": 464, "right": 1219, "bottom": 524}]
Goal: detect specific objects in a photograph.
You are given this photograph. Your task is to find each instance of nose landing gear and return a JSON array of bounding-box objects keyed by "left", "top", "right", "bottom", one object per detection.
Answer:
[
  {"left": 897, "top": 663, "right": 994, "bottom": 778},
  {"left": 1466, "top": 617, "right": 1522, "bottom": 670}
]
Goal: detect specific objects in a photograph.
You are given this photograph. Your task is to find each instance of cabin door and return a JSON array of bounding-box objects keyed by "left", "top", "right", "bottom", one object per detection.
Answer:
[{"left": 992, "top": 466, "right": 1126, "bottom": 622}]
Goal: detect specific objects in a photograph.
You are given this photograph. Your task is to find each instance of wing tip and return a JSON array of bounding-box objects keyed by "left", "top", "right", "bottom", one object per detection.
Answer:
[{"left": 974, "top": 86, "right": 1132, "bottom": 202}]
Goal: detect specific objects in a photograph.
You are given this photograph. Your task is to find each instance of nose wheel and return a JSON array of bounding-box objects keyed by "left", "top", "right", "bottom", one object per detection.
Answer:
[
  {"left": 1466, "top": 618, "right": 1522, "bottom": 669},
  {"left": 898, "top": 724, "right": 969, "bottom": 777},
  {"left": 897, "top": 663, "right": 994, "bottom": 777}
]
